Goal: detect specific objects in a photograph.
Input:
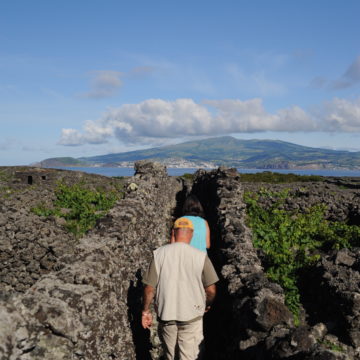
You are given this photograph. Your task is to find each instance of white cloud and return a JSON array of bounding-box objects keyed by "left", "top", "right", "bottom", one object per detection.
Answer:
[
  {"left": 205, "top": 99, "right": 314, "bottom": 132},
  {"left": 331, "top": 56, "right": 360, "bottom": 89},
  {"left": 58, "top": 129, "right": 85, "bottom": 146},
  {"left": 58, "top": 97, "right": 360, "bottom": 147},
  {"left": 320, "top": 97, "right": 360, "bottom": 132},
  {"left": 82, "top": 70, "right": 123, "bottom": 99},
  {"left": 59, "top": 99, "right": 212, "bottom": 146},
  {"left": 58, "top": 121, "right": 114, "bottom": 146},
  {"left": 105, "top": 98, "right": 213, "bottom": 141}
]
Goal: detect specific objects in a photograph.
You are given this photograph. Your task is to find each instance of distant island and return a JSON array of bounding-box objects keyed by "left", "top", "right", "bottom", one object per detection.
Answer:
[{"left": 35, "top": 136, "right": 360, "bottom": 170}]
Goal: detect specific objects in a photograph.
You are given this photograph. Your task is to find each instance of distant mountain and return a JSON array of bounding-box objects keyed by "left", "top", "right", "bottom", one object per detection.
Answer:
[
  {"left": 34, "top": 157, "right": 89, "bottom": 168},
  {"left": 37, "top": 136, "right": 360, "bottom": 170}
]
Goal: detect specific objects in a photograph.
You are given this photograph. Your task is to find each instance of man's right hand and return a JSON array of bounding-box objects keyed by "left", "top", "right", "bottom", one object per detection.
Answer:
[{"left": 141, "top": 311, "right": 153, "bottom": 329}]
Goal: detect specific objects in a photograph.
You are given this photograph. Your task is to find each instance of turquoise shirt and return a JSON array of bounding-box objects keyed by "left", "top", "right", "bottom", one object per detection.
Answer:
[{"left": 183, "top": 215, "right": 207, "bottom": 252}]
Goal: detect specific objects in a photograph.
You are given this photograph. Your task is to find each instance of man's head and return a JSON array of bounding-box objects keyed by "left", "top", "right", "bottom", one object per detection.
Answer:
[{"left": 173, "top": 217, "right": 194, "bottom": 243}]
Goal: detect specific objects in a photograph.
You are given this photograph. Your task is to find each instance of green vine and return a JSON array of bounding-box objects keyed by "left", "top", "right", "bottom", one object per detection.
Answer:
[
  {"left": 244, "top": 188, "right": 360, "bottom": 324},
  {"left": 32, "top": 182, "right": 121, "bottom": 237},
  {"left": 318, "top": 339, "right": 344, "bottom": 352}
]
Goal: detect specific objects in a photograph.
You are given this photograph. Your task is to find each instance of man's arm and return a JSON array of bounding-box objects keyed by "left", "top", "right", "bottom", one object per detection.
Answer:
[
  {"left": 204, "top": 284, "right": 216, "bottom": 312},
  {"left": 142, "top": 285, "right": 155, "bottom": 329},
  {"left": 143, "top": 285, "right": 155, "bottom": 312},
  {"left": 202, "top": 256, "right": 219, "bottom": 312},
  {"left": 205, "top": 221, "right": 211, "bottom": 248},
  {"left": 142, "top": 257, "right": 158, "bottom": 329}
]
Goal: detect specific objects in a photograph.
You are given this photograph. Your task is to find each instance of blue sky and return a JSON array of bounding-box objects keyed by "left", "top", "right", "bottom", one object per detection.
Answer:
[{"left": 1, "top": 0, "right": 360, "bottom": 165}]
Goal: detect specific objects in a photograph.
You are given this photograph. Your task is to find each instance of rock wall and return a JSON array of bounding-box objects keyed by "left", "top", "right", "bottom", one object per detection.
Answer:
[
  {"left": 301, "top": 248, "right": 360, "bottom": 348},
  {"left": 0, "top": 162, "right": 182, "bottom": 359},
  {"left": 190, "top": 168, "right": 360, "bottom": 359},
  {"left": 242, "top": 180, "right": 360, "bottom": 224},
  {"left": 0, "top": 167, "right": 122, "bottom": 294},
  {"left": 190, "top": 168, "right": 293, "bottom": 359}
]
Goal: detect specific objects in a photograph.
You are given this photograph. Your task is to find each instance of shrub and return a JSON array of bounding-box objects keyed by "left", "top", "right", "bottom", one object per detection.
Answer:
[
  {"left": 244, "top": 188, "right": 360, "bottom": 324},
  {"left": 181, "top": 173, "right": 195, "bottom": 181},
  {"left": 32, "top": 182, "right": 121, "bottom": 237}
]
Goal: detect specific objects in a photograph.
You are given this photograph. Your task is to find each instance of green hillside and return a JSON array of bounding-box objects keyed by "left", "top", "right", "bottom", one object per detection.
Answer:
[
  {"left": 39, "top": 136, "right": 360, "bottom": 170},
  {"left": 37, "top": 157, "right": 89, "bottom": 167}
]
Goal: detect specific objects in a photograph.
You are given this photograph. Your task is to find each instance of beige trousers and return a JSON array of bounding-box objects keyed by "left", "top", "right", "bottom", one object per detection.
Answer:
[{"left": 159, "top": 319, "right": 204, "bottom": 360}]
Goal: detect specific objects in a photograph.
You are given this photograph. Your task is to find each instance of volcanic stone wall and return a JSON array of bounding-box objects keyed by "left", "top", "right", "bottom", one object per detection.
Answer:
[
  {"left": 0, "top": 162, "right": 182, "bottom": 359},
  {"left": 0, "top": 167, "right": 122, "bottom": 294},
  {"left": 301, "top": 248, "right": 360, "bottom": 348},
  {"left": 242, "top": 180, "right": 360, "bottom": 224},
  {"left": 190, "top": 168, "right": 360, "bottom": 359},
  {"left": 190, "top": 168, "right": 294, "bottom": 359}
]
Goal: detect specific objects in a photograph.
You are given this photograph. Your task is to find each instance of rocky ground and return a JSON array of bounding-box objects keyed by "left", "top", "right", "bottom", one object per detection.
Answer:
[{"left": 0, "top": 163, "right": 359, "bottom": 359}]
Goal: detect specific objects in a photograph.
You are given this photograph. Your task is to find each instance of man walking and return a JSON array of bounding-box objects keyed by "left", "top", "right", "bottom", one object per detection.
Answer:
[{"left": 141, "top": 217, "right": 219, "bottom": 360}]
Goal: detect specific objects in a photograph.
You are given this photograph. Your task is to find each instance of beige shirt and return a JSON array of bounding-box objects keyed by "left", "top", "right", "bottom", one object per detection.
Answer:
[{"left": 143, "top": 242, "right": 219, "bottom": 322}]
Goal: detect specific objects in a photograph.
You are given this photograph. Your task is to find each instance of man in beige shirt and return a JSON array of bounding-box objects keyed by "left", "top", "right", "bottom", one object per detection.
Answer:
[{"left": 142, "top": 217, "right": 219, "bottom": 360}]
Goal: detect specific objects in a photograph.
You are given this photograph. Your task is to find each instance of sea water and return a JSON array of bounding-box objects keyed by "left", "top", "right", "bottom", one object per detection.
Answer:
[{"left": 55, "top": 166, "right": 360, "bottom": 177}]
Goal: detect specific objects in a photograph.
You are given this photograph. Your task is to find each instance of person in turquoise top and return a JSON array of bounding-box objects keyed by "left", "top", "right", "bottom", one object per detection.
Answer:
[{"left": 171, "top": 194, "right": 210, "bottom": 252}]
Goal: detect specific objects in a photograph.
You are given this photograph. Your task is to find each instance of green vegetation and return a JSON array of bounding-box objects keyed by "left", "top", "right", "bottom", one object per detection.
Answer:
[
  {"left": 0, "top": 169, "right": 12, "bottom": 182},
  {"left": 0, "top": 169, "right": 15, "bottom": 197},
  {"left": 239, "top": 171, "right": 324, "bottom": 183},
  {"left": 32, "top": 182, "right": 122, "bottom": 237},
  {"left": 0, "top": 185, "right": 14, "bottom": 197},
  {"left": 318, "top": 339, "right": 344, "bottom": 352},
  {"left": 180, "top": 173, "right": 195, "bottom": 180},
  {"left": 244, "top": 189, "right": 360, "bottom": 324},
  {"left": 39, "top": 157, "right": 89, "bottom": 167},
  {"left": 52, "top": 157, "right": 87, "bottom": 165}
]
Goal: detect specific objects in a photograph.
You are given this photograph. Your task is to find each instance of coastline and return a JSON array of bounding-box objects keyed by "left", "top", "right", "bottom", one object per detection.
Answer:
[{"left": 46, "top": 166, "right": 360, "bottom": 178}]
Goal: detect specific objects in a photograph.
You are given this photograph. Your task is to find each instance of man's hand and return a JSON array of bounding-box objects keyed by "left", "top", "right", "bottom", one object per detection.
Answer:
[
  {"left": 141, "top": 310, "right": 153, "bottom": 329},
  {"left": 142, "top": 285, "right": 155, "bottom": 329}
]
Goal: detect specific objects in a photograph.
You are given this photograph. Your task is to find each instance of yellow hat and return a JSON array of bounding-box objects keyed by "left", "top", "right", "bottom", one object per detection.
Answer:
[{"left": 174, "top": 217, "right": 194, "bottom": 230}]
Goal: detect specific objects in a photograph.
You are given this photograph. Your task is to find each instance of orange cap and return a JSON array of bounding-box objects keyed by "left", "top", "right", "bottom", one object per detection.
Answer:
[{"left": 174, "top": 217, "right": 194, "bottom": 230}]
